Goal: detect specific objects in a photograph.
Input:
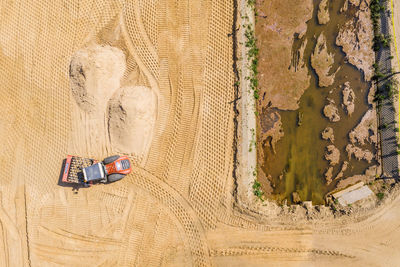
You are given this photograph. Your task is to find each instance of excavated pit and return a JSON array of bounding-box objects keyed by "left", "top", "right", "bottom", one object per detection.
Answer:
[{"left": 256, "top": 0, "right": 377, "bottom": 204}]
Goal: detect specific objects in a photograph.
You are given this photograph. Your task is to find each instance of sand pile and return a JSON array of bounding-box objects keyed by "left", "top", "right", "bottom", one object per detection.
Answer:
[
  {"left": 69, "top": 44, "right": 156, "bottom": 156},
  {"left": 69, "top": 45, "right": 126, "bottom": 113},
  {"left": 346, "top": 144, "right": 374, "bottom": 163},
  {"left": 108, "top": 86, "right": 156, "bottom": 156}
]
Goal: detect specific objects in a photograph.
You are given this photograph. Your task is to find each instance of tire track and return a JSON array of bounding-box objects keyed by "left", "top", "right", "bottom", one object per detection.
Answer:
[
  {"left": 210, "top": 245, "right": 354, "bottom": 258},
  {"left": 129, "top": 167, "right": 211, "bottom": 267}
]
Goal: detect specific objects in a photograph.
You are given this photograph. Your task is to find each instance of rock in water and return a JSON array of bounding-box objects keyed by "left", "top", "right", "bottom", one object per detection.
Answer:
[
  {"left": 292, "top": 192, "right": 302, "bottom": 204},
  {"left": 318, "top": 0, "right": 330, "bottom": 25},
  {"left": 349, "top": 109, "right": 377, "bottom": 145},
  {"left": 323, "top": 100, "right": 340, "bottom": 122},
  {"left": 311, "top": 33, "right": 338, "bottom": 87},
  {"left": 325, "top": 145, "right": 340, "bottom": 166},
  {"left": 346, "top": 144, "right": 374, "bottom": 163},
  {"left": 336, "top": 2, "right": 374, "bottom": 81},
  {"left": 324, "top": 166, "right": 334, "bottom": 184},
  {"left": 322, "top": 127, "right": 334, "bottom": 143},
  {"left": 342, "top": 82, "right": 355, "bottom": 116}
]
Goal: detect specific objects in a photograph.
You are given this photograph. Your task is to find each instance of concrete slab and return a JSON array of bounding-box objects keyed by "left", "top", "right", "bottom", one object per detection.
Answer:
[{"left": 338, "top": 185, "right": 373, "bottom": 206}]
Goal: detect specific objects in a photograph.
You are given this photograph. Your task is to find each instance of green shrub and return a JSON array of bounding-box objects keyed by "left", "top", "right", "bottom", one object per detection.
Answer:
[{"left": 252, "top": 180, "right": 264, "bottom": 201}]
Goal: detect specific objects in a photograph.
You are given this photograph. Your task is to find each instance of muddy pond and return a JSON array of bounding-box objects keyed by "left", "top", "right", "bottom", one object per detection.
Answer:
[{"left": 256, "top": 0, "right": 377, "bottom": 204}]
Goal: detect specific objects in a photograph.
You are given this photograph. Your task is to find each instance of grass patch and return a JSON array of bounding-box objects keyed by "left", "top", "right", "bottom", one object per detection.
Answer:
[
  {"left": 376, "top": 192, "right": 384, "bottom": 200},
  {"left": 252, "top": 179, "right": 264, "bottom": 202}
]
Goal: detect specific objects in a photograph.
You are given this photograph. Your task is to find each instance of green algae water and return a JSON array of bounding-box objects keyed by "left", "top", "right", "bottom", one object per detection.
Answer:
[{"left": 259, "top": 0, "right": 376, "bottom": 204}]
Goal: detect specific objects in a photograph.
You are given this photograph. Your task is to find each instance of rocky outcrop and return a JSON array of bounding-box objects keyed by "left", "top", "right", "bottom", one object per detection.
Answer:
[
  {"left": 318, "top": 0, "right": 330, "bottom": 25},
  {"left": 325, "top": 145, "right": 340, "bottom": 166},
  {"left": 311, "top": 33, "right": 338, "bottom": 87},
  {"left": 349, "top": 109, "right": 377, "bottom": 145},
  {"left": 346, "top": 144, "right": 374, "bottom": 163},
  {"left": 342, "top": 82, "right": 355, "bottom": 116},
  {"left": 322, "top": 127, "right": 334, "bottom": 143},
  {"left": 336, "top": 1, "right": 374, "bottom": 81},
  {"left": 323, "top": 99, "right": 340, "bottom": 122}
]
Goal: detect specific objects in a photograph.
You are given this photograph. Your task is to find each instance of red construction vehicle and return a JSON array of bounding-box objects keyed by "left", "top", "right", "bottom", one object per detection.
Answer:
[{"left": 61, "top": 155, "right": 132, "bottom": 186}]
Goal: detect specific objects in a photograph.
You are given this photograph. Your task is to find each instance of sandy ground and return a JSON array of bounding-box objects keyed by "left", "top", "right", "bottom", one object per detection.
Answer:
[{"left": 1, "top": 0, "right": 400, "bottom": 266}]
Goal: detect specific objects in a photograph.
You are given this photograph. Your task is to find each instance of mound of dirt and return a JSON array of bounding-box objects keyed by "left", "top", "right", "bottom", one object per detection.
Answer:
[
  {"left": 69, "top": 45, "right": 126, "bottom": 113},
  {"left": 108, "top": 86, "right": 157, "bottom": 156}
]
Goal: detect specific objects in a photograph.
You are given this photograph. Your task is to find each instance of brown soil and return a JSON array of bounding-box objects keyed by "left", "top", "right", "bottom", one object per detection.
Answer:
[{"left": 256, "top": 0, "right": 313, "bottom": 110}]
